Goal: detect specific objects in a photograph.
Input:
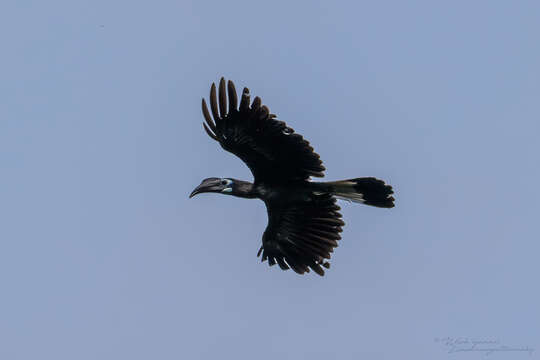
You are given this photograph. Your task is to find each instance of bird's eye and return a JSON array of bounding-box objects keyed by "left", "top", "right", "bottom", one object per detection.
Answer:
[
  {"left": 221, "top": 179, "right": 228, "bottom": 185},
  {"left": 282, "top": 128, "right": 292, "bottom": 135}
]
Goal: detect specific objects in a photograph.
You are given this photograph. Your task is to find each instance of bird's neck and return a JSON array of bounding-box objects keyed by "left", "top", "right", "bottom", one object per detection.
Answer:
[{"left": 233, "top": 180, "right": 257, "bottom": 199}]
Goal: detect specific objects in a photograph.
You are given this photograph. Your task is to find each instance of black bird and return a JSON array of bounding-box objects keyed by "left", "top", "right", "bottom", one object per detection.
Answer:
[{"left": 190, "top": 78, "right": 394, "bottom": 276}]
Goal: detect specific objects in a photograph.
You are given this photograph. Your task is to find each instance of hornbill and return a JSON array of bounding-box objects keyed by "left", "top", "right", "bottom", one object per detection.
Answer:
[{"left": 190, "top": 78, "right": 395, "bottom": 276}]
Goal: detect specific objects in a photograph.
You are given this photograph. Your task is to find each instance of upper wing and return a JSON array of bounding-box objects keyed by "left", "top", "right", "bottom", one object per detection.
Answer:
[
  {"left": 201, "top": 78, "right": 325, "bottom": 183},
  {"left": 258, "top": 193, "right": 344, "bottom": 276}
]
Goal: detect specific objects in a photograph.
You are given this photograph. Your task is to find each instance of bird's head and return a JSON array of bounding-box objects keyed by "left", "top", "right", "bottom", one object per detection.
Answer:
[{"left": 189, "top": 177, "right": 235, "bottom": 198}]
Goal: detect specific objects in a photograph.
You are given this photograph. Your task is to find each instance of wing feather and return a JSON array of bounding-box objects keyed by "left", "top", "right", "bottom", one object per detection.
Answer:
[
  {"left": 239, "top": 87, "right": 250, "bottom": 112},
  {"left": 201, "top": 99, "right": 217, "bottom": 133},
  {"left": 251, "top": 96, "right": 261, "bottom": 111},
  {"left": 227, "top": 80, "right": 237, "bottom": 112},
  {"left": 200, "top": 78, "right": 325, "bottom": 183},
  {"left": 209, "top": 83, "right": 220, "bottom": 124},
  {"left": 259, "top": 193, "right": 342, "bottom": 276},
  {"left": 218, "top": 78, "right": 227, "bottom": 118},
  {"left": 203, "top": 122, "right": 218, "bottom": 140}
]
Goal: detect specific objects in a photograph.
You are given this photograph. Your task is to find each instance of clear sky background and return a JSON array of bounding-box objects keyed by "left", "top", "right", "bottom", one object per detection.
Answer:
[{"left": 1, "top": 1, "right": 539, "bottom": 359}]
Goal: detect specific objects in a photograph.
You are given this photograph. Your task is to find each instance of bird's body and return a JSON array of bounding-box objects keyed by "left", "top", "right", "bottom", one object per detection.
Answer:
[
  {"left": 190, "top": 78, "right": 395, "bottom": 276},
  {"left": 257, "top": 181, "right": 316, "bottom": 203}
]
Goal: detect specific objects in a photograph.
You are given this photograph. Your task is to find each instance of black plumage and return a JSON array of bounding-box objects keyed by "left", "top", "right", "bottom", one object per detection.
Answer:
[{"left": 190, "top": 78, "right": 395, "bottom": 276}]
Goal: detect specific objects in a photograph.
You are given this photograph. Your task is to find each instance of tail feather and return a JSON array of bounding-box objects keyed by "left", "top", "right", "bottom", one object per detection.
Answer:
[{"left": 324, "top": 177, "right": 395, "bottom": 208}]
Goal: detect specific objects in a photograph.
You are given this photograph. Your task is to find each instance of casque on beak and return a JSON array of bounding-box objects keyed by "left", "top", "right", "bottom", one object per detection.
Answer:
[{"left": 189, "top": 178, "right": 223, "bottom": 198}]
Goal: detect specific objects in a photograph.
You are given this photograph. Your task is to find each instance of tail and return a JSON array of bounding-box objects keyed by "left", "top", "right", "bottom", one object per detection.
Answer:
[{"left": 322, "top": 177, "right": 395, "bottom": 208}]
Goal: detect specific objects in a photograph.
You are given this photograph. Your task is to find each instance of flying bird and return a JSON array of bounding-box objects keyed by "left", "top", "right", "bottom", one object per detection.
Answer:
[{"left": 190, "top": 78, "right": 395, "bottom": 276}]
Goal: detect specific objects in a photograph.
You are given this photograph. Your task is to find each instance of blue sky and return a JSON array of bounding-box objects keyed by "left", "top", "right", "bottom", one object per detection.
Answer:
[{"left": 1, "top": 1, "right": 539, "bottom": 359}]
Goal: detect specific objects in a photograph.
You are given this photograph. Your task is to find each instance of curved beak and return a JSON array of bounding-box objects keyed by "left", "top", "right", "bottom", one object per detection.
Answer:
[
  {"left": 189, "top": 186, "right": 202, "bottom": 198},
  {"left": 189, "top": 178, "right": 222, "bottom": 198}
]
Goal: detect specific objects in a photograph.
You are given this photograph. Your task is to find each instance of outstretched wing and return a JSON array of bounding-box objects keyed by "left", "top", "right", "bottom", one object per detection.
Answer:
[
  {"left": 201, "top": 78, "right": 325, "bottom": 183},
  {"left": 258, "top": 193, "right": 344, "bottom": 276}
]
